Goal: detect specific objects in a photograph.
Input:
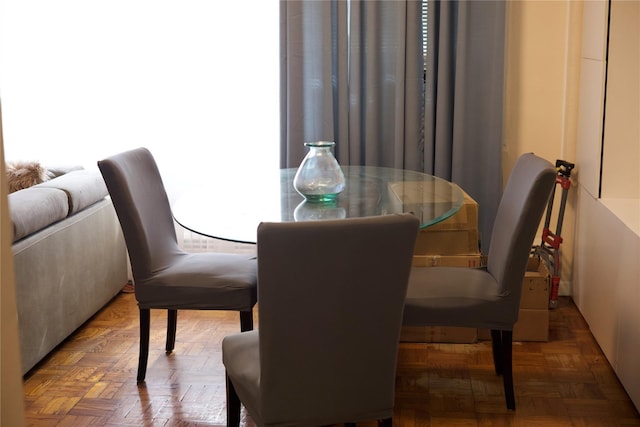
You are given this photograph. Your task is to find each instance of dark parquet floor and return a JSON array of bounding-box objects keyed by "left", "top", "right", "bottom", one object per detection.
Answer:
[{"left": 22, "top": 293, "right": 640, "bottom": 426}]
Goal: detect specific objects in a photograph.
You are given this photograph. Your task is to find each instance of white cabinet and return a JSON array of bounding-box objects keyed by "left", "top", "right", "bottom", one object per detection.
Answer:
[
  {"left": 574, "top": 192, "right": 640, "bottom": 410},
  {"left": 574, "top": 0, "right": 640, "bottom": 411}
]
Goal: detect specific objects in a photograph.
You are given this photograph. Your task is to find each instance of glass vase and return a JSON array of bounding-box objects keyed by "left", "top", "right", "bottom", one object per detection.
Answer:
[
  {"left": 293, "top": 200, "right": 347, "bottom": 221},
  {"left": 293, "top": 141, "right": 346, "bottom": 202}
]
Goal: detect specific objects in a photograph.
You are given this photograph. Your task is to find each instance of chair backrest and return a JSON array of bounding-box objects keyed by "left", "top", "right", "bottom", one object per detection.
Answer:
[
  {"left": 487, "top": 153, "right": 556, "bottom": 309},
  {"left": 98, "top": 147, "right": 180, "bottom": 284},
  {"left": 256, "top": 213, "right": 419, "bottom": 425}
]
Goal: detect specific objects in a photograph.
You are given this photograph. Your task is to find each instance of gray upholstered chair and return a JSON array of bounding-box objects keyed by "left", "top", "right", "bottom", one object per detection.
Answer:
[
  {"left": 222, "top": 213, "right": 420, "bottom": 427},
  {"left": 403, "top": 153, "right": 556, "bottom": 410},
  {"left": 98, "top": 147, "right": 257, "bottom": 382}
]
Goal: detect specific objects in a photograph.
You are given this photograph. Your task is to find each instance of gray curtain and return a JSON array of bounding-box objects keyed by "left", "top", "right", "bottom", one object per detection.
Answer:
[
  {"left": 280, "top": 0, "right": 423, "bottom": 169},
  {"left": 280, "top": 0, "right": 506, "bottom": 252},
  {"left": 424, "top": 0, "right": 505, "bottom": 251}
]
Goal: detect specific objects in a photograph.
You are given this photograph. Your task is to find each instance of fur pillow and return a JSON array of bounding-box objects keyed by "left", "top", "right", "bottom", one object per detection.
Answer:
[{"left": 5, "top": 161, "right": 50, "bottom": 193}]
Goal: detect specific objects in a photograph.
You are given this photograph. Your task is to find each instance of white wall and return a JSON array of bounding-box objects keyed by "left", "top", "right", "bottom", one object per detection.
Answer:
[{"left": 503, "top": 0, "right": 582, "bottom": 295}]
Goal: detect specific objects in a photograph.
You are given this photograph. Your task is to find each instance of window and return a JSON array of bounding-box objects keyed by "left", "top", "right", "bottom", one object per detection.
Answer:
[{"left": 0, "top": 1, "right": 279, "bottom": 203}]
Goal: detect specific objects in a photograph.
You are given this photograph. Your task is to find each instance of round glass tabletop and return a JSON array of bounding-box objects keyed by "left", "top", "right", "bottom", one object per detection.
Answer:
[{"left": 172, "top": 166, "right": 465, "bottom": 244}]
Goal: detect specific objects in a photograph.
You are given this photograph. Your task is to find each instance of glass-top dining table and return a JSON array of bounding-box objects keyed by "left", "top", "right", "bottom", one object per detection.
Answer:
[{"left": 172, "top": 166, "right": 465, "bottom": 244}]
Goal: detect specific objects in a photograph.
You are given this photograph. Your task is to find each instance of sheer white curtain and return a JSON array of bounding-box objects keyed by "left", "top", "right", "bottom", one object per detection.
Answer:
[{"left": 0, "top": 0, "right": 279, "bottom": 203}]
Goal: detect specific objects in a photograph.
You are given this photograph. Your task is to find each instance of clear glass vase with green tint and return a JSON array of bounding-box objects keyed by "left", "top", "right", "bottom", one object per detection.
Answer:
[{"left": 293, "top": 141, "right": 346, "bottom": 202}]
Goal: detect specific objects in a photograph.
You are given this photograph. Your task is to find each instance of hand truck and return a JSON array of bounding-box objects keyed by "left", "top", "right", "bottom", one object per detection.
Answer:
[{"left": 532, "top": 159, "right": 575, "bottom": 308}]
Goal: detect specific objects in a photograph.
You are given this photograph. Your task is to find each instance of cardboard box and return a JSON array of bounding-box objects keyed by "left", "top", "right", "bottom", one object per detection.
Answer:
[
  {"left": 477, "top": 309, "right": 550, "bottom": 343},
  {"left": 513, "top": 309, "right": 549, "bottom": 342},
  {"left": 388, "top": 183, "right": 479, "bottom": 232},
  {"left": 425, "top": 191, "right": 479, "bottom": 231},
  {"left": 475, "top": 257, "right": 552, "bottom": 342},
  {"left": 388, "top": 183, "right": 481, "bottom": 255},
  {"left": 521, "top": 258, "right": 550, "bottom": 310},
  {"left": 397, "top": 187, "right": 481, "bottom": 343},
  {"left": 413, "top": 228, "right": 480, "bottom": 255},
  {"left": 412, "top": 254, "right": 485, "bottom": 268},
  {"left": 400, "top": 326, "right": 477, "bottom": 343},
  {"left": 414, "top": 190, "right": 480, "bottom": 255}
]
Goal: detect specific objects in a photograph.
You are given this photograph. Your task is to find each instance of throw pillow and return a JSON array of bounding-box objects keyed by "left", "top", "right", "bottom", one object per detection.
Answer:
[{"left": 5, "top": 160, "right": 49, "bottom": 193}]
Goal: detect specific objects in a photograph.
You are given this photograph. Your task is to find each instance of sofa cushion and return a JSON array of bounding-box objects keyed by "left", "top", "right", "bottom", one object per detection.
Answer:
[
  {"left": 8, "top": 187, "right": 69, "bottom": 242},
  {"left": 35, "top": 170, "right": 108, "bottom": 214},
  {"left": 46, "top": 164, "right": 84, "bottom": 179}
]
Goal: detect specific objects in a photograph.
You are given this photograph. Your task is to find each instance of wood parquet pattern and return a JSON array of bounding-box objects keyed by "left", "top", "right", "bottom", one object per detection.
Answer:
[{"left": 22, "top": 294, "right": 640, "bottom": 427}]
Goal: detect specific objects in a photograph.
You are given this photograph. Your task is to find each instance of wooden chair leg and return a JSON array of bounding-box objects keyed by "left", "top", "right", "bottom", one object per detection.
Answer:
[
  {"left": 137, "top": 308, "right": 151, "bottom": 382},
  {"left": 501, "top": 330, "right": 515, "bottom": 410},
  {"left": 226, "top": 372, "right": 241, "bottom": 427},
  {"left": 240, "top": 310, "right": 254, "bottom": 332},
  {"left": 490, "top": 329, "right": 503, "bottom": 375},
  {"left": 166, "top": 309, "right": 177, "bottom": 353},
  {"left": 491, "top": 329, "right": 515, "bottom": 409}
]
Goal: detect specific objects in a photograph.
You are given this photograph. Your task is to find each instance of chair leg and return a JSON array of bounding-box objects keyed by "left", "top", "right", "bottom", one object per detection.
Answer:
[
  {"left": 501, "top": 330, "right": 515, "bottom": 410},
  {"left": 491, "top": 329, "right": 516, "bottom": 409},
  {"left": 490, "top": 329, "right": 503, "bottom": 375},
  {"left": 226, "top": 372, "right": 241, "bottom": 427},
  {"left": 240, "top": 310, "right": 254, "bottom": 332},
  {"left": 137, "top": 308, "right": 151, "bottom": 382},
  {"left": 166, "top": 309, "right": 177, "bottom": 353}
]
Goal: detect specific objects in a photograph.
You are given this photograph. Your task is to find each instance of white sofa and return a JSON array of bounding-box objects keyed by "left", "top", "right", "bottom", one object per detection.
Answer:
[{"left": 9, "top": 169, "right": 128, "bottom": 374}]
